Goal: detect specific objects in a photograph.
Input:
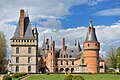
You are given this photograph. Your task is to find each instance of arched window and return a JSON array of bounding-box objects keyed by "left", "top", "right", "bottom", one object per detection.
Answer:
[
  {"left": 16, "top": 57, "right": 19, "bottom": 63},
  {"left": 69, "top": 55, "right": 72, "bottom": 58},
  {"left": 66, "top": 61, "right": 68, "bottom": 65},
  {"left": 72, "top": 61, "right": 74, "bottom": 65},
  {"left": 64, "top": 55, "right": 65, "bottom": 58}
]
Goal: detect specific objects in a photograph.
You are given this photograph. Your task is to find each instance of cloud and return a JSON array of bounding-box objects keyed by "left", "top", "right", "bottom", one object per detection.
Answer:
[
  {"left": 94, "top": 8, "right": 120, "bottom": 16},
  {"left": 0, "top": 0, "right": 104, "bottom": 28},
  {"left": 1, "top": 20, "right": 120, "bottom": 58}
]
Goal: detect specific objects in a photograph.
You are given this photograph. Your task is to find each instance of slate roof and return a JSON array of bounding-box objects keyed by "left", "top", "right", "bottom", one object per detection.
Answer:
[
  {"left": 85, "top": 20, "right": 98, "bottom": 42},
  {"left": 11, "top": 13, "right": 35, "bottom": 40}
]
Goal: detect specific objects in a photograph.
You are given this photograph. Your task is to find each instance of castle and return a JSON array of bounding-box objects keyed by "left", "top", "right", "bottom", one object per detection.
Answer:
[{"left": 10, "top": 9, "right": 105, "bottom": 73}]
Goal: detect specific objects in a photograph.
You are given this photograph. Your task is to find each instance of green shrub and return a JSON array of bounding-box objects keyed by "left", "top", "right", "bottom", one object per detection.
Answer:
[
  {"left": 3, "top": 74, "right": 12, "bottom": 80},
  {"left": 72, "top": 75, "right": 84, "bottom": 80},
  {"left": 12, "top": 72, "right": 27, "bottom": 78},
  {"left": 64, "top": 74, "right": 73, "bottom": 80},
  {"left": 12, "top": 73, "right": 19, "bottom": 78}
]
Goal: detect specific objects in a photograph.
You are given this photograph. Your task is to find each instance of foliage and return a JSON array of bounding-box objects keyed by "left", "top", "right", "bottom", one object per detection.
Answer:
[
  {"left": 64, "top": 74, "right": 73, "bottom": 80},
  {"left": 12, "top": 72, "right": 27, "bottom": 78},
  {"left": 3, "top": 74, "right": 12, "bottom": 80},
  {"left": 117, "top": 47, "right": 120, "bottom": 69},
  {"left": 105, "top": 47, "right": 117, "bottom": 69},
  {"left": 72, "top": 75, "right": 84, "bottom": 80},
  {"left": 0, "top": 32, "right": 7, "bottom": 72}
]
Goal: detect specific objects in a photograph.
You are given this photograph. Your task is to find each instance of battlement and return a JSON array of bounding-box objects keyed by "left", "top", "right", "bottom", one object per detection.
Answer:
[{"left": 10, "top": 39, "right": 37, "bottom": 46}]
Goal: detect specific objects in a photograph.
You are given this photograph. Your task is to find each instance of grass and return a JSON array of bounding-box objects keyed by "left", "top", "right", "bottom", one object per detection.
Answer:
[{"left": 25, "top": 74, "right": 120, "bottom": 80}]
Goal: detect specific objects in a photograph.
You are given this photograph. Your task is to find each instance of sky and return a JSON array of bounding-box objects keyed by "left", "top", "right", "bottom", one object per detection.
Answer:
[{"left": 0, "top": 0, "right": 120, "bottom": 58}]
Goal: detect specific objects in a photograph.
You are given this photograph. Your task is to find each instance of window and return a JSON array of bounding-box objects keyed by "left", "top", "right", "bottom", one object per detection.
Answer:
[
  {"left": 33, "top": 40, "right": 34, "bottom": 42},
  {"left": 95, "top": 43, "right": 97, "bottom": 46},
  {"left": 56, "top": 62, "right": 58, "bottom": 65},
  {"left": 61, "top": 54, "right": 63, "bottom": 58},
  {"left": 71, "top": 50, "right": 74, "bottom": 52},
  {"left": 88, "top": 43, "right": 90, "bottom": 46},
  {"left": 82, "top": 59, "right": 84, "bottom": 64},
  {"left": 64, "top": 55, "right": 65, "bottom": 58},
  {"left": 61, "top": 61, "right": 63, "bottom": 65},
  {"left": 16, "top": 47, "right": 19, "bottom": 54},
  {"left": 28, "top": 47, "right": 31, "bottom": 54},
  {"left": 28, "top": 66, "right": 31, "bottom": 72},
  {"left": 28, "top": 57, "right": 31, "bottom": 63},
  {"left": 16, "top": 66, "right": 19, "bottom": 72},
  {"left": 72, "top": 61, "right": 74, "bottom": 65},
  {"left": 66, "top": 54, "right": 68, "bottom": 58},
  {"left": 56, "top": 68, "right": 58, "bottom": 72},
  {"left": 16, "top": 57, "right": 19, "bottom": 63},
  {"left": 66, "top": 61, "right": 68, "bottom": 65},
  {"left": 69, "top": 55, "right": 72, "bottom": 58}
]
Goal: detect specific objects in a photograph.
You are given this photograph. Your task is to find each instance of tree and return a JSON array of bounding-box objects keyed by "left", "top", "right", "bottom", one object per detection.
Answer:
[
  {"left": 117, "top": 47, "right": 120, "bottom": 69},
  {"left": 0, "top": 32, "right": 7, "bottom": 72},
  {"left": 105, "top": 47, "right": 117, "bottom": 69}
]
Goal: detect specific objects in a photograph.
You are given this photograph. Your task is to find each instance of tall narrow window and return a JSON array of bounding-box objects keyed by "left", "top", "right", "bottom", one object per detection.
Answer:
[
  {"left": 28, "top": 66, "right": 31, "bottom": 72},
  {"left": 82, "top": 59, "right": 84, "bottom": 64},
  {"left": 66, "top": 54, "right": 68, "bottom": 58},
  {"left": 28, "top": 47, "right": 31, "bottom": 54},
  {"left": 72, "top": 61, "right": 74, "bottom": 65},
  {"left": 28, "top": 57, "right": 31, "bottom": 63},
  {"left": 66, "top": 61, "right": 68, "bottom": 65},
  {"left": 16, "top": 57, "right": 19, "bottom": 63},
  {"left": 61, "top": 61, "right": 63, "bottom": 65},
  {"left": 16, "top": 47, "right": 19, "bottom": 54},
  {"left": 61, "top": 54, "right": 63, "bottom": 58},
  {"left": 64, "top": 55, "right": 65, "bottom": 58},
  {"left": 16, "top": 66, "right": 19, "bottom": 72}
]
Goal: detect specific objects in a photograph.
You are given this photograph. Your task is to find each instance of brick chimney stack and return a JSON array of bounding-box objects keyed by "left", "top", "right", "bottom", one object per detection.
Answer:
[
  {"left": 19, "top": 9, "right": 24, "bottom": 38},
  {"left": 62, "top": 38, "right": 65, "bottom": 51}
]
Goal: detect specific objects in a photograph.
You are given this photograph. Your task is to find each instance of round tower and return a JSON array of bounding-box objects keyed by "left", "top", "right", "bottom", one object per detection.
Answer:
[{"left": 83, "top": 20, "right": 100, "bottom": 73}]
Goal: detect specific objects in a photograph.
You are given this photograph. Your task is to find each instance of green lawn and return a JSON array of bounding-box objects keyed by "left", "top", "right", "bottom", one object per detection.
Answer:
[{"left": 25, "top": 74, "right": 120, "bottom": 80}]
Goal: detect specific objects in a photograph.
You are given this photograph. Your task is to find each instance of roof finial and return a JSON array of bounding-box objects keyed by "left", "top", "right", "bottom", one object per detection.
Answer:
[
  {"left": 26, "top": 9, "right": 29, "bottom": 17},
  {"left": 90, "top": 16, "right": 93, "bottom": 27}
]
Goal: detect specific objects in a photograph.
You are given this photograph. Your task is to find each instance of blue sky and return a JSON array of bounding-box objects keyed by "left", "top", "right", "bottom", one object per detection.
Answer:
[
  {"left": 0, "top": 0, "right": 120, "bottom": 57},
  {"left": 61, "top": 0, "right": 120, "bottom": 28}
]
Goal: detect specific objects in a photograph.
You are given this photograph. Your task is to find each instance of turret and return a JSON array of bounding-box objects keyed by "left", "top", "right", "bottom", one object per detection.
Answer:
[{"left": 83, "top": 20, "right": 100, "bottom": 73}]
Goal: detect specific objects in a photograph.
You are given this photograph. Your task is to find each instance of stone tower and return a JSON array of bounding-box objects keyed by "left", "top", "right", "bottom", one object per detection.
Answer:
[
  {"left": 10, "top": 9, "right": 38, "bottom": 73},
  {"left": 83, "top": 20, "right": 100, "bottom": 73}
]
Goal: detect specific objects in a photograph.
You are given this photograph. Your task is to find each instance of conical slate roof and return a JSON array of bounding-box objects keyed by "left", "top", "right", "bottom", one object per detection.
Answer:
[{"left": 85, "top": 20, "right": 98, "bottom": 42}]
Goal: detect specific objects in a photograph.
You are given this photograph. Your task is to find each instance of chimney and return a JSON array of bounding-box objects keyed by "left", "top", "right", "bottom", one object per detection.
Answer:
[
  {"left": 62, "top": 38, "right": 65, "bottom": 51},
  {"left": 19, "top": 9, "right": 25, "bottom": 38}
]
